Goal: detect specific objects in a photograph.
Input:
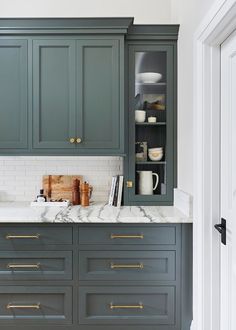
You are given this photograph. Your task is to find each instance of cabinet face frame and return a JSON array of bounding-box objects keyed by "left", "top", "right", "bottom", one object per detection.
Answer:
[{"left": 124, "top": 42, "right": 177, "bottom": 206}]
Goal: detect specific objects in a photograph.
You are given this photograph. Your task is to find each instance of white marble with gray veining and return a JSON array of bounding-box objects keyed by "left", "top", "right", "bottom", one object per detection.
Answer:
[{"left": 0, "top": 202, "right": 192, "bottom": 223}]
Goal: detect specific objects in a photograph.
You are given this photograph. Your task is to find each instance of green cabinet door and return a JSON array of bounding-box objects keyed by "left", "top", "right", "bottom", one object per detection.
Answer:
[
  {"left": 0, "top": 40, "right": 28, "bottom": 149},
  {"left": 33, "top": 40, "right": 76, "bottom": 149},
  {"left": 76, "top": 39, "right": 123, "bottom": 152},
  {"left": 124, "top": 43, "right": 176, "bottom": 205}
]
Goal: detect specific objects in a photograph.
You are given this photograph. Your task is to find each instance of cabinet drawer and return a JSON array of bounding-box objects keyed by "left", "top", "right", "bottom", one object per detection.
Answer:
[
  {"left": 79, "top": 286, "right": 175, "bottom": 325},
  {"left": 0, "top": 251, "right": 72, "bottom": 280},
  {"left": 0, "top": 286, "right": 72, "bottom": 324},
  {"left": 0, "top": 226, "right": 72, "bottom": 248},
  {"left": 79, "top": 250, "right": 176, "bottom": 281},
  {"left": 79, "top": 225, "right": 177, "bottom": 245}
]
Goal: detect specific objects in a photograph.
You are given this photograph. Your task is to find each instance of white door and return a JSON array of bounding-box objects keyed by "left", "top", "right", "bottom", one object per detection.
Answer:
[{"left": 220, "top": 30, "right": 236, "bottom": 330}]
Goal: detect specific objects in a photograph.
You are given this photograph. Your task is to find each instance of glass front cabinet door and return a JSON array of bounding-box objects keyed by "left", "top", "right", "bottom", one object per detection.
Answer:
[{"left": 125, "top": 43, "right": 177, "bottom": 205}]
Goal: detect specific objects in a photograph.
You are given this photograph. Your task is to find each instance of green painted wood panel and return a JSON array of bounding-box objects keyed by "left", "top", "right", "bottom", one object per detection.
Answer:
[
  {"left": 33, "top": 39, "right": 76, "bottom": 149},
  {"left": 0, "top": 286, "right": 72, "bottom": 324},
  {"left": 124, "top": 43, "right": 176, "bottom": 205},
  {"left": 79, "top": 250, "right": 176, "bottom": 281},
  {"left": 76, "top": 39, "right": 121, "bottom": 150},
  {"left": 0, "top": 225, "right": 73, "bottom": 249},
  {"left": 79, "top": 286, "right": 175, "bottom": 325},
  {"left": 79, "top": 225, "right": 177, "bottom": 245},
  {"left": 0, "top": 40, "right": 28, "bottom": 149},
  {"left": 0, "top": 223, "right": 191, "bottom": 330},
  {"left": 0, "top": 251, "right": 72, "bottom": 280}
]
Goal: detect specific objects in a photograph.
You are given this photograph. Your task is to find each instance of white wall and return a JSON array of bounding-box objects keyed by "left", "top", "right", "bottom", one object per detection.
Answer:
[
  {"left": 1, "top": 0, "right": 172, "bottom": 23},
  {"left": 0, "top": 156, "right": 122, "bottom": 202},
  {"left": 171, "top": 0, "right": 217, "bottom": 194}
]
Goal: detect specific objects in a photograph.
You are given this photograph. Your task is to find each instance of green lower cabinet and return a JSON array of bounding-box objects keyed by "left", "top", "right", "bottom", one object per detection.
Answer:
[
  {"left": 78, "top": 224, "right": 177, "bottom": 245},
  {"left": 0, "top": 40, "right": 28, "bottom": 149},
  {"left": 0, "top": 223, "right": 192, "bottom": 330},
  {"left": 0, "top": 286, "right": 72, "bottom": 325},
  {"left": 0, "top": 251, "right": 72, "bottom": 280},
  {"left": 79, "top": 250, "right": 176, "bottom": 281},
  {"left": 79, "top": 286, "right": 176, "bottom": 326}
]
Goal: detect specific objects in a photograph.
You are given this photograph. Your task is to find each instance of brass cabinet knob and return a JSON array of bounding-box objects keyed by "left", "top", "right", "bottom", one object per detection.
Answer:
[
  {"left": 126, "top": 181, "right": 133, "bottom": 188},
  {"left": 69, "top": 138, "right": 76, "bottom": 144},
  {"left": 76, "top": 137, "right": 82, "bottom": 144}
]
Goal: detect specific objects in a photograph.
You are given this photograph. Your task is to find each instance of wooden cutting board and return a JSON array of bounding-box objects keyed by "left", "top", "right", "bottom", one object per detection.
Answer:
[{"left": 43, "top": 175, "right": 83, "bottom": 202}]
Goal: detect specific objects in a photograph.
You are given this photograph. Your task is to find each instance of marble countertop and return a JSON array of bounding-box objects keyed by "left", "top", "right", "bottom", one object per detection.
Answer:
[{"left": 0, "top": 202, "right": 192, "bottom": 223}]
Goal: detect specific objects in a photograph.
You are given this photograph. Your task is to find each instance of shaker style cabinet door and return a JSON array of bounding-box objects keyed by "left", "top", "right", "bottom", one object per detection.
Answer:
[
  {"left": 0, "top": 40, "right": 28, "bottom": 149},
  {"left": 32, "top": 40, "right": 76, "bottom": 149},
  {"left": 125, "top": 44, "right": 176, "bottom": 205},
  {"left": 76, "top": 39, "right": 123, "bottom": 152}
]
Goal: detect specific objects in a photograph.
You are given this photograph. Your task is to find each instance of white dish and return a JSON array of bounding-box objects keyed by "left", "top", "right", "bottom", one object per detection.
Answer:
[
  {"left": 136, "top": 72, "right": 162, "bottom": 84},
  {"left": 148, "top": 153, "right": 163, "bottom": 161}
]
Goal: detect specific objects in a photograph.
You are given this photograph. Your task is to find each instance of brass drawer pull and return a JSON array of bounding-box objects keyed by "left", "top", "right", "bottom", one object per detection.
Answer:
[
  {"left": 110, "top": 263, "right": 144, "bottom": 269},
  {"left": 76, "top": 137, "right": 82, "bottom": 144},
  {"left": 7, "top": 263, "right": 40, "bottom": 269},
  {"left": 110, "top": 303, "right": 143, "bottom": 310},
  {"left": 6, "top": 303, "right": 41, "bottom": 309},
  {"left": 5, "top": 234, "right": 40, "bottom": 240},
  {"left": 110, "top": 234, "right": 144, "bottom": 239}
]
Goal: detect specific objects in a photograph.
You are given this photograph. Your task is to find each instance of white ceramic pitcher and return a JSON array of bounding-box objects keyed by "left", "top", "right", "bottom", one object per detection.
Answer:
[{"left": 137, "top": 171, "right": 159, "bottom": 195}]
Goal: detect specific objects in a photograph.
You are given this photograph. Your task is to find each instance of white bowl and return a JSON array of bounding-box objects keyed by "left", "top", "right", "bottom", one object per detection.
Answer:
[
  {"left": 149, "top": 147, "right": 163, "bottom": 152},
  {"left": 136, "top": 72, "right": 162, "bottom": 84},
  {"left": 148, "top": 148, "right": 164, "bottom": 161}
]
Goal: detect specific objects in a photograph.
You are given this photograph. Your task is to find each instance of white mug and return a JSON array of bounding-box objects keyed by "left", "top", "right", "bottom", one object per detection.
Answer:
[
  {"left": 137, "top": 171, "right": 159, "bottom": 195},
  {"left": 135, "top": 110, "right": 146, "bottom": 123}
]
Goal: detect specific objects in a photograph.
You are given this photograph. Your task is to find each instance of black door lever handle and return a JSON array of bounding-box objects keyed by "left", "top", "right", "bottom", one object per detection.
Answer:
[
  {"left": 214, "top": 218, "right": 226, "bottom": 245},
  {"left": 214, "top": 223, "right": 224, "bottom": 234}
]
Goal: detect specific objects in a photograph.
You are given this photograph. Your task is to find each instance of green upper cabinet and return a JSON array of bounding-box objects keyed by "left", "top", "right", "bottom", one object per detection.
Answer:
[
  {"left": 0, "top": 19, "right": 178, "bottom": 168},
  {"left": 0, "top": 39, "right": 28, "bottom": 149},
  {"left": 33, "top": 39, "right": 76, "bottom": 149},
  {"left": 0, "top": 18, "right": 130, "bottom": 155},
  {"left": 124, "top": 25, "right": 179, "bottom": 205},
  {"left": 76, "top": 39, "right": 121, "bottom": 151},
  {"left": 32, "top": 37, "right": 124, "bottom": 154}
]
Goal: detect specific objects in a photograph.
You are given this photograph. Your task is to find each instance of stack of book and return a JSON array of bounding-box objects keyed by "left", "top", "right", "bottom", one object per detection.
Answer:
[{"left": 108, "top": 175, "right": 124, "bottom": 207}]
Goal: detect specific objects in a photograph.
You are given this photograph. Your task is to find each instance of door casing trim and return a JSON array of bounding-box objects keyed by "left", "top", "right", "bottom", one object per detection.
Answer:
[{"left": 193, "top": 0, "right": 236, "bottom": 329}]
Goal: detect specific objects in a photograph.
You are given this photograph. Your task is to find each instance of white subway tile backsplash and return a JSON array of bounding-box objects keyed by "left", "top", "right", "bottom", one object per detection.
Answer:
[{"left": 0, "top": 156, "right": 123, "bottom": 202}]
